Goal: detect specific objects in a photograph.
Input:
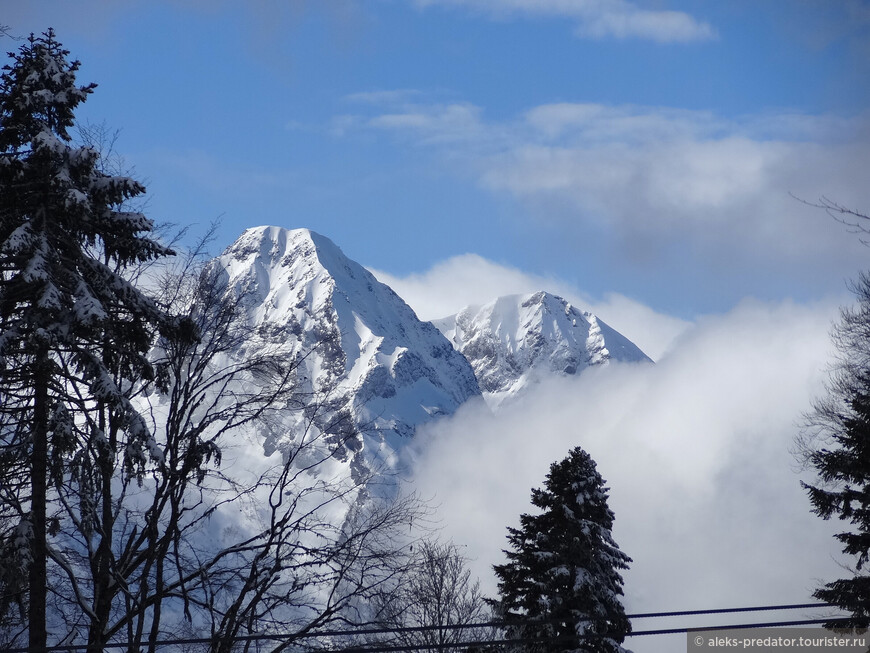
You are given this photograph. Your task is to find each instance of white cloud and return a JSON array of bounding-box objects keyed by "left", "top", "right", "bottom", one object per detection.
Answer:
[
  {"left": 485, "top": 108, "right": 870, "bottom": 259},
  {"left": 344, "top": 89, "right": 426, "bottom": 105},
  {"left": 406, "top": 296, "right": 847, "bottom": 652},
  {"left": 370, "top": 254, "right": 568, "bottom": 320},
  {"left": 371, "top": 254, "right": 691, "bottom": 361},
  {"left": 412, "top": 0, "right": 716, "bottom": 43},
  {"left": 368, "top": 103, "right": 484, "bottom": 144},
  {"left": 574, "top": 6, "right": 716, "bottom": 43},
  {"left": 479, "top": 136, "right": 779, "bottom": 224},
  {"left": 523, "top": 102, "right": 719, "bottom": 142},
  {"left": 347, "top": 97, "right": 870, "bottom": 277},
  {"left": 590, "top": 291, "right": 691, "bottom": 360}
]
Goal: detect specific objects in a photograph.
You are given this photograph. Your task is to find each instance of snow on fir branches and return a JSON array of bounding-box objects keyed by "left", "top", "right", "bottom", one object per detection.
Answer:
[
  {"left": 493, "top": 446, "right": 631, "bottom": 653},
  {"left": 0, "top": 31, "right": 430, "bottom": 653},
  {"left": 0, "top": 28, "right": 172, "bottom": 651}
]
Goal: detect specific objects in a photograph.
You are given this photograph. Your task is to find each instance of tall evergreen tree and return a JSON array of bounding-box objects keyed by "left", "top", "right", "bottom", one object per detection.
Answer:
[
  {"left": 802, "top": 270, "right": 870, "bottom": 627},
  {"left": 493, "top": 446, "right": 631, "bottom": 653},
  {"left": 0, "top": 29, "right": 172, "bottom": 651}
]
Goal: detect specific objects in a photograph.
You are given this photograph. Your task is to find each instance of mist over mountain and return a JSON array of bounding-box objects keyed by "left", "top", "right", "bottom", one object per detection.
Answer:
[
  {"left": 209, "top": 225, "right": 652, "bottom": 483},
  {"left": 218, "top": 224, "right": 652, "bottom": 421}
]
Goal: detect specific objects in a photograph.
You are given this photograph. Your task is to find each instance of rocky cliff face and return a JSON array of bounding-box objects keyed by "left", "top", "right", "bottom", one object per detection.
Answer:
[{"left": 215, "top": 226, "right": 482, "bottom": 474}]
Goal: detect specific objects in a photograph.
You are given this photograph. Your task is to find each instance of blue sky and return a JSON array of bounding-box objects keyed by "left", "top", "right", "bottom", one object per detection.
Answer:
[{"left": 6, "top": 1, "right": 870, "bottom": 323}]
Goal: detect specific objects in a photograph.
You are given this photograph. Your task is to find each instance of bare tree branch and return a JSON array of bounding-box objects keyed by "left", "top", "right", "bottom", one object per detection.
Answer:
[{"left": 791, "top": 194, "right": 870, "bottom": 246}]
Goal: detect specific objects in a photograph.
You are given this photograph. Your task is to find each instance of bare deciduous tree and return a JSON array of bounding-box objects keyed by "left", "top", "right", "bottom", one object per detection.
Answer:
[
  {"left": 31, "top": 248, "right": 423, "bottom": 652},
  {"left": 0, "top": 31, "right": 424, "bottom": 653},
  {"left": 367, "top": 540, "right": 493, "bottom": 653}
]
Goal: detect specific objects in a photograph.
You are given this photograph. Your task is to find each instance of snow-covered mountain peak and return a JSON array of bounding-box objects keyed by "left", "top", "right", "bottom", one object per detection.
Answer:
[
  {"left": 433, "top": 291, "right": 651, "bottom": 404},
  {"left": 223, "top": 226, "right": 430, "bottom": 340},
  {"left": 217, "top": 226, "right": 481, "bottom": 466}
]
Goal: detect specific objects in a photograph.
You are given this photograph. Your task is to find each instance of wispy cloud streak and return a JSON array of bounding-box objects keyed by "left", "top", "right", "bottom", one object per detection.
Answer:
[
  {"left": 412, "top": 0, "right": 717, "bottom": 43},
  {"left": 340, "top": 94, "right": 870, "bottom": 277}
]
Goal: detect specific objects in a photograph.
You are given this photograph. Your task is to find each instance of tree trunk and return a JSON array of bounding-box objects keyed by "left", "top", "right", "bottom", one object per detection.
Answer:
[
  {"left": 88, "top": 405, "right": 114, "bottom": 652},
  {"left": 29, "top": 347, "right": 48, "bottom": 653}
]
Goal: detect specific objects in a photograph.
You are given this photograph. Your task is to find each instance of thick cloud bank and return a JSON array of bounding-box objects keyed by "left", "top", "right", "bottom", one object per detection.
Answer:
[{"left": 406, "top": 297, "right": 847, "bottom": 652}]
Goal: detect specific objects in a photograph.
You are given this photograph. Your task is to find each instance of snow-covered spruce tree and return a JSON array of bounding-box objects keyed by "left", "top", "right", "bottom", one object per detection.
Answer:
[
  {"left": 13, "top": 239, "right": 423, "bottom": 653},
  {"left": 0, "top": 29, "right": 171, "bottom": 650},
  {"left": 493, "top": 446, "right": 631, "bottom": 653},
  {"left": 801, "top": 269, "right": 870, "bottom": 628}
]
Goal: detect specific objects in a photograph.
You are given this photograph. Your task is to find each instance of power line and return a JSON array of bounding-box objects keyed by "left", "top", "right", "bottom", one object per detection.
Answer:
[
  {"left": 628, "top": 617, "right": 852, "bottom": 638},
  {"left": 628, "top": 602, "right": 831, "bottom": 619},
  {"left": 3, "top": 602, "right": 848, "bottom": 652}
]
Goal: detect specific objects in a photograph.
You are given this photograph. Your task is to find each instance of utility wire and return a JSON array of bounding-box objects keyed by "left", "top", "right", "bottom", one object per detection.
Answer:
[
  {"left": 4, "top": 602, "right": 848, "bottom": 652},
  {"left": 629, "top": 617, "right": 853, "bottom": 637},
  {"left": 629, "top": 602, "right": 833, "bottom": 619}
]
